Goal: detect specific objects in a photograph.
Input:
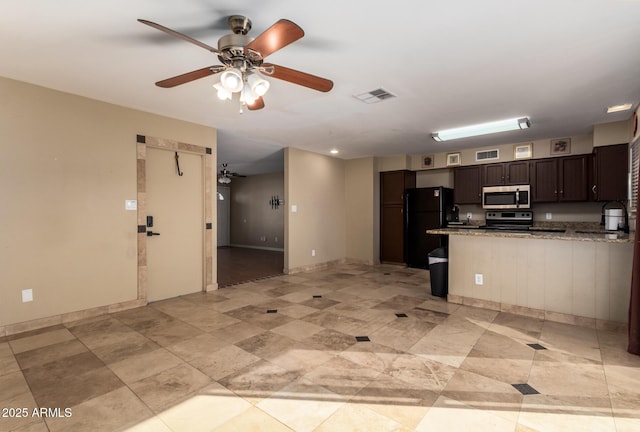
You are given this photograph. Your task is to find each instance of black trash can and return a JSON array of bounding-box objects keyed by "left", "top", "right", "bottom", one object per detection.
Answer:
[{"left": 428, "top": 247, "right": 448, "bottom": 297}]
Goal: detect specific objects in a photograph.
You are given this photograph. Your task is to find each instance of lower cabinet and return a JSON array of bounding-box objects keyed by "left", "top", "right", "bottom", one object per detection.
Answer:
[{"left": 380, "top": 205, "right": 404, "bottom": 263}]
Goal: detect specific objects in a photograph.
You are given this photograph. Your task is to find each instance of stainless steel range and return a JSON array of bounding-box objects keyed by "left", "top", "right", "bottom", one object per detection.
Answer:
[{"left": 481, "top": 210, "right": 533, "bottom": 231}]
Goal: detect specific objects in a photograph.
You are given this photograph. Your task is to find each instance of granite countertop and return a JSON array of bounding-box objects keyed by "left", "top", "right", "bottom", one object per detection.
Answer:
[{"left": 427, "top": 225, "right": 634, "bottom": 243}]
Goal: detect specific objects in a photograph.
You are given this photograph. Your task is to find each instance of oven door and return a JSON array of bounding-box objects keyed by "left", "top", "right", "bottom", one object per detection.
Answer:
[{"left": 482, "top": 185, "right": 530, "bottom": 209}]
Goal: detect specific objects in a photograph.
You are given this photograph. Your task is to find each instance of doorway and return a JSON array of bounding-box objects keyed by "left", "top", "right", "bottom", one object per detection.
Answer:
[{"left": 135, "top": 135, "right": 215, "bottom": 302}]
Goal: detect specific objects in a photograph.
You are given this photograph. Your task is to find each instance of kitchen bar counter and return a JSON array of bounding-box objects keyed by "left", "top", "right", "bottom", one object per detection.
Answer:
[
  {"left": 427, "top": 226, "right": 633, "bottom": 243},
  {"left": 427, "top": 225, "right": 633, "bottom": 326}
]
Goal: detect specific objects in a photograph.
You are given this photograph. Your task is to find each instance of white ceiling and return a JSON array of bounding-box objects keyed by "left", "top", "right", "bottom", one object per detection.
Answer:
[{"left": 2, "top": 0, "right": 639, "bottom": 175}]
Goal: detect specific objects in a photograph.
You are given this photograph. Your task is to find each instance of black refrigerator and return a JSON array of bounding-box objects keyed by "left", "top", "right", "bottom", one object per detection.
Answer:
[{"left": 404, "top": 187, "right": 454, "bottom": 269}]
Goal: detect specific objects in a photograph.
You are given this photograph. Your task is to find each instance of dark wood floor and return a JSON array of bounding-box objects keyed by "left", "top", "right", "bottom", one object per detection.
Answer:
[{"left": 217, "top": 246, "right": 284, "bottom": 287}]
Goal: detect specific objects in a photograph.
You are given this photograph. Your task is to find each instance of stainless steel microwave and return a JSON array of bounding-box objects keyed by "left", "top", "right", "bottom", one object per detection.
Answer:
[{"left": 482, "top": 185, "right": 531, "bottom": 209}]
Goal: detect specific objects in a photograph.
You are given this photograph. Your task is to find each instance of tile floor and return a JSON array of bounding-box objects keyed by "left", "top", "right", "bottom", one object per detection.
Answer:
[{"left": 1, "top": 263, "right": 640, "bottom": 431}]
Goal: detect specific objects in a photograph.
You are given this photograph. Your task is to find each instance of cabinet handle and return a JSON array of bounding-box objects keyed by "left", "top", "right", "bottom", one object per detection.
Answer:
[
  {"left": 554, "top": 190, "right": 558, "bottom": 195},
  {"left": 592, "top": 185, "right": 597, "bottom": 194}
]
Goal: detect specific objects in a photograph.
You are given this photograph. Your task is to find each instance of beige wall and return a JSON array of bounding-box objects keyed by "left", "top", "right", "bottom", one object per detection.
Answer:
[
  {"left": 593, "top": 120, "right": 631, "bottom": 147},
  {"left": 0, "top": 77, "right": 216, "bottom": 328},
  {"left": 285, "top": 147, "right": 346, "bottom": 272},
  {"left": 230, "top": 173, "right": 284, "bottom": 250},
  {"left": 345, "top": 157, "right": 376, "bottom": 264}
]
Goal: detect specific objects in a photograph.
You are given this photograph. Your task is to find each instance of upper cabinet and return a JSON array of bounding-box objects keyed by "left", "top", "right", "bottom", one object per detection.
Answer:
[
  {"left": 380, "top": 170, "right": 416, "bottom": 206},
  {"left": 531, "top": 155, "right": 589, "bottom": 202},
  {"left": 592, "top": 143, "right": 628, "bottom": 201},
  {"left": 453, "top": 166, "right": 482, "bottom": 204},
  {"left": 482, "top": 161, "right": 530, "bottom": 186}
]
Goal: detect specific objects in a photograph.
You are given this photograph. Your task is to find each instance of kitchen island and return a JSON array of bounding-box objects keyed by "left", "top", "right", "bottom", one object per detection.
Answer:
[{"left": 427, "top": 227, "right": 633, "bottom": 327}]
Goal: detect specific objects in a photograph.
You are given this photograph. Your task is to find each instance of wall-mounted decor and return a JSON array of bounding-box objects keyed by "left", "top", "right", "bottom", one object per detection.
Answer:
[
  {"left": 446, "top": 152, "right": 461, "bottom": 167},
  {"left": 514, "top": 143, "right": 533, "bottom": 160},
  {"left": 550, "top": 138, "right": 571, "bottom": 155},
  {"left": 421, "top": 154, "right": 435, "bottom": 169}
]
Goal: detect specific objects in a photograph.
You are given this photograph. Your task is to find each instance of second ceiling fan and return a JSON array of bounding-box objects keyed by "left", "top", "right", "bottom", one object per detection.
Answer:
[{"left": 139, "top": 15, "right": 334, "bottom": 110}]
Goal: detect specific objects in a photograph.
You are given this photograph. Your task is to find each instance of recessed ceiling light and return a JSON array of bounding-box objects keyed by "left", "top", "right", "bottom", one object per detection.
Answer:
[
  {"left": 330, "top": 149, "right": 339, "bottom": 154},
  {"left": 607, "top": 103, "right": 633, "bottom": 114}
]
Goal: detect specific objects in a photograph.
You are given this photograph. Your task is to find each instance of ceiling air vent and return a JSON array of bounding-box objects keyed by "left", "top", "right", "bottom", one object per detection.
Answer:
[
  {"left": 476, "top": 149, "right": 500, "bottom": 161},
  {"left": 354, "top": 88, "right": 396, "bottom": 104}
]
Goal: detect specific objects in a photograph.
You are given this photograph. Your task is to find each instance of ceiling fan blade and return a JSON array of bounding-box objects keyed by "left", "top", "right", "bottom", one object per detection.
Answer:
[
  {"left": 245, "top": 19, "right": 304, "bottom": 58},
  {"left": 247, "top": 96, "right": 265, "bottom": 110},
  {"left": 138, "top": 19, "right": 220, "bottom": 53},
  {"left": 262, "top": 63, "right": 333, "bottom": 92},
  {"left": 155, "top": 66, "right": 225, "bottom": 88}
]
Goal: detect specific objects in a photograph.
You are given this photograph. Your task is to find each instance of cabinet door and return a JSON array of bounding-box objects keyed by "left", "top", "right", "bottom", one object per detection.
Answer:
[
  {"left": 482, "top": 163, "right": 505, "bottom": 186},
  {"left": 559, "top": 155, "right": 588, "bottom": 201},
  {"left": 454, "top": 166, "right": 481, "bottom": 204},
  {"left": 531, "top": 159, "right": 558, "bottom": 202},
  {"left": 381, "top": 171, "right": 406, "bottom": 206},
  {"left": 380, "top": 170, "right": 416, "bottom": 205},
  {"left": 380, "top": 206, "right": 404, "bottom": 263},
  {"left": 505, "top": 161, "right": 530, "bottom": 185},
  {"left": 594, "top": 144, "right": 628, "bottom": 201}
]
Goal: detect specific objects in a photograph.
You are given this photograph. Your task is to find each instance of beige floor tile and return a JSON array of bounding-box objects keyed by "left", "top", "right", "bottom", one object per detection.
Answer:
[
  {"left": 122, "top": 416, "right": 173, "bottom": 432},
  {"left": 213, "top": 406, "right": 294, "bottom": 431},
  {"left": 409, "top": 322, "right": 485, "bottom": 368},
  {"left": 9, "top": 328, "right": 76, "bottom": 354},
  {"left": 190, "top": 344, "right": 261, "bottom": 380},
  {"left": 442, "top": 368, "right": 523, "bottom": 422},
  {"left": 518, "top": 394, "right": 616, "bottom": 432},
  {"left": 14, "top": 339, "right": 88, "bottom": 370},
  {"left": 257, "top": 377, "right": 345, "bottom": 432},
  {"left": 528, "top": 359, "right": 609, "bottom": 397},
  {"left": 45, "top": 387, "right": 154, "bottom": 432},
  {"left": 303, "top": 356, "right": 380, "bottom": 397},
  {"left": 165, "top": 333, "right": 232, "bottom": 362},
  {"left": 268, "top": 343, "right": 335, "bottom": 375},
  {"left": 108, "top": 348, "right": 183, "bottom": 384},
  {"left": 217, "top": 359, "right": 301, "bottom": 404},
  {"left": 352, "top": 373, "right": 437, "bottom": 429},
  {"left": 385, "top": 353, "right": 457, "bottom": 392},
  {"left": 129, "top": 363, "right": 212, "bottom": 412},
  {"left": 339, "top": 341, "right": 403, "bottom": 373},
  {"left": 315, "top": 403, "right": 406, "bottom": 432},
  {"left": 276, "top": 303, "right": 320, "bottom": 319},
  {"left": 235, "top": 331, "right": 298, "bottom": 361},
  {"left": 207, "top": 321, "right": 266, "bottom": 344},
  {"left": 539, "top": 321, "right": 601, "bottom": 362},
  {"left": 90, "top": 332, "right": 159, "bottom": 365},
  {"left": 0, "top": 343, "right": 20, "bottom": 377},
  {"left": 603, "top": 363, "right": 640, "bottom": 398},
  {"left": 0, "top": 389, "right": 39, "bottom": 432},
  {"left": 416, "top": 395, "right": 517, "bottom": 432},
  {"left": 158, "top": 381, "right": 252, "bottom": 432},
  {"left": 611, "top": 396, "right": 640, "bottom": 432},
  {"left": 271, "top": 320, "right": 325, "bottom": 341}
]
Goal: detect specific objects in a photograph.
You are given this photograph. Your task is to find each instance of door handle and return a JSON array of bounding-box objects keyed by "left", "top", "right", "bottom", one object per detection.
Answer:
[{"left": 147, "top": 231, "right": 160, "bottom": 237}]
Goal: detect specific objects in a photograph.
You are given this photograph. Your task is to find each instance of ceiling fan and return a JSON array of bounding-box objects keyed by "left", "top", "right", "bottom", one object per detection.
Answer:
[
  {"left": 138, "top": 15, "right": 334, "bottom": 110},
  {"left": 218, "top": 163, "right": 245, "bottom": 184}
]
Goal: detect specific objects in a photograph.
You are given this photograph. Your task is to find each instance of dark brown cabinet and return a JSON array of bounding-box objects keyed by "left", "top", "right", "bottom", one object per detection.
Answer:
[
  {"left": 453, "top": 166, "right": 481, "bottom": 204},
  {"left": 482, "top": 161, "right": 530, "bottom": 186},
  {"left": 380, "top": 170, "right": 415, "bottom": 263},
  {"left": 531, "top": 155, "right": 589, "bottom": 202},
  {"left": 593, "top": 143, "right": 628, "bottom": 201},
  {"left": 531, "top": 159, "right": 558, "bottom": 202}
]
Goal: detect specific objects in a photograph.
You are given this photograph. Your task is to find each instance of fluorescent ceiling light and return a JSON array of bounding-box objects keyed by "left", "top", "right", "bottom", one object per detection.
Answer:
[
  {"left": 330, "top": 149, "right": 339, "bottom": 154},
  {"left": 432, "top": 117, "right": 531, "bottom": 142},
  {"left": 607, "top": 103, "right": 633, "bottom": 114}
]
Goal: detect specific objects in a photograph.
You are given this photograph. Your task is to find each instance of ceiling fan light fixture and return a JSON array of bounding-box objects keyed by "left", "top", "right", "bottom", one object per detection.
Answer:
[
  {"left": 240, "top": 83, "right": 257, "bottom": 105},
  {"left": 218, "top": 175, "right": 231, "bottom": 184},
  {"left": 247, "top": 73, "right": 270, "bottom": 97},
  {"left": 213, "top": 83, "right": 232, "bottom": 100},
  {"left": 432, "top": 117, "right": 531, "bottom": 142},
  {"left": 220, "top": 69, "right": 243, "bottom": 93}
]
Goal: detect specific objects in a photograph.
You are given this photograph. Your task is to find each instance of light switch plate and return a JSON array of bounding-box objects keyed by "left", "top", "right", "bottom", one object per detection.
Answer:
[
  {"left": 546, "top": 212, "right": 552, "bottom": 220},
  {"left": 22, "top": 289, "right": 33, "bottom": 302},
  {"left": 125, "top": 200, "right": 137, "bottom": 211},
  {"left": 475, "top": 274, "right": 484, "bottom": 285},
  {"left": 291, "top": 205, "right": 298, "bottom": 213}
]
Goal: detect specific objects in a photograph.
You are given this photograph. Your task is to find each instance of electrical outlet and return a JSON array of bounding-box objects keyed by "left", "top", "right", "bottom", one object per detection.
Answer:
[
  {"left": 275, "top": 236, "right": 278, "bottom": 243},
  {"left": 260, "top": 236, "right": 266, "bottom": 242},
  {"left": 466, "top": 212, "right": 473, "bottom": 220},
  {"left": 475, "top": 274, "right": 484, "bottom": 285},
  {"left": 312, "top": 249, "right": 316, "bottom": 257},
  {"left": 22, "top": 289, "right": 33, "bottom": 303},
  {"left": 546, "top": 212, "right": 552, "bottom": 220}
]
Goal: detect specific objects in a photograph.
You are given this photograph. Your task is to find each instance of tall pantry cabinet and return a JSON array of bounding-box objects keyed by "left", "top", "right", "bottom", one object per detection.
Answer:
[{"left": 380, "top": 170, "right": 416, "bottom": 263}]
